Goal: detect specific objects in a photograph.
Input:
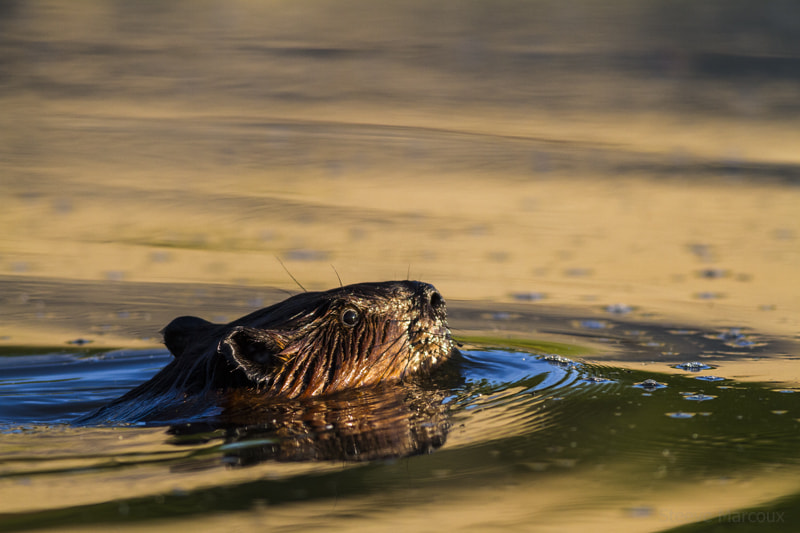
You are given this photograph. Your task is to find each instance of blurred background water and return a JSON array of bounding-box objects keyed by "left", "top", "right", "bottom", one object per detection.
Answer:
[{"left": 1, "top": 1, "right": 800, "bottom": 531}]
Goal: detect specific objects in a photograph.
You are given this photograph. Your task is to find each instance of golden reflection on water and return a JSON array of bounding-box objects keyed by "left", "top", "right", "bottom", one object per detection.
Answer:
[
  {"left": 2, "top": 2, "right": 800, "bottom": 531},
  {"left": 3, "top": 2, "right": 798, "bottom": 340}
]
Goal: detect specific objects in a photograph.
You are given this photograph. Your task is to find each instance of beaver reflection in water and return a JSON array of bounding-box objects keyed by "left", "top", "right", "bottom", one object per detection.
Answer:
[{"left": 79, "top": 281, "right": 456, "bottom": 425}]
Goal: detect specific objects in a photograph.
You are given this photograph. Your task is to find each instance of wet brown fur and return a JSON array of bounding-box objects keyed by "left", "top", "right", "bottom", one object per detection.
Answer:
[{"left": 78, "top": 280, "right": 455, "bottom": 424}]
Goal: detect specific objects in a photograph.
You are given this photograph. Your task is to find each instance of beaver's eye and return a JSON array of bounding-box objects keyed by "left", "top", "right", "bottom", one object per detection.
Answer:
[{"left": 340, "top": 307, "right": 359, "bottom": 327}]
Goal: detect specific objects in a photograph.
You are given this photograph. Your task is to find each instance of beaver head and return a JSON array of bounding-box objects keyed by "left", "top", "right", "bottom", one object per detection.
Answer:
[
  {"left": 77, "top": 281, "right": 455, "bottom": 425},
  {"left": 162, "top": 280, "right": 455, "bottom": 400}
]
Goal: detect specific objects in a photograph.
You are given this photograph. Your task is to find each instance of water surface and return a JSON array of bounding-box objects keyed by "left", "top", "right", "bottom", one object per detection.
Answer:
[
  {"left": 2, "top": 1, "right": 800, "bottom": 531},
  {"left": 2, "top": 284, "right": 800, "bottom": 532}
]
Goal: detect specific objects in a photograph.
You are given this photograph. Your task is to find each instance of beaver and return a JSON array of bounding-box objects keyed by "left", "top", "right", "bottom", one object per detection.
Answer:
[{"left": 77, "top": 280, "right": 456, "bottom": 425}]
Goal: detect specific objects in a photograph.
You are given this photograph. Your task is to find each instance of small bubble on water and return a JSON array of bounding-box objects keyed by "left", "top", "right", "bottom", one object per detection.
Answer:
[
  {"left": 695, "top": 375, "right": 725, "bottom": 382},
  {"left": 717, "top": 328, "right": 743, "bottom": 340},
  {"left": 605, "top": 303, "right": 633, "bottom": 314},
  {"left": 634, "top": 379, "right": 667, "bottom": 391},
  {"left": 540, "top": 354, "right": 577, "bottom": 368},
  {"left": 582, "top": 376, "right": 614, "bottom": 383},
  {"left": 577, "top": 320, "right": 608, "bottom": 330},
  {"left": 681, "top": 393, "right": 717, "bottom": 401},
  {"left": 696, "top": 268, "right": 729, "bottom": 279},
  {"left": 771, "top": 410, "right": 788, "bottom": 415},
  {"left": 674, "top": 362, "right": 714, "bottom": 372},
  {"left": 731, "top": 338, "right": 757, "bottom": 347},
  {"left": 713, "top": 328, "right": 762, "bottom": 348},
  {"left": 666, "top": 412, "right": 696, "bottom": 419}
]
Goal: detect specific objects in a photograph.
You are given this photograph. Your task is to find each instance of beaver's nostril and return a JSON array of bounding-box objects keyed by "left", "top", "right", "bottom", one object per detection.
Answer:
[{"left": 429, "top": 290, "right": 443, "bottom": 310}]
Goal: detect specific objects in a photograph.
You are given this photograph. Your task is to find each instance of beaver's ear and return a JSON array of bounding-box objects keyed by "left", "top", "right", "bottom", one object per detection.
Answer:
[
  {"left": 219, "top": 326, "right": 291, "bottom": 382},
  {"left": 162, "top": 316, "right": 216, "bottom": 358}
]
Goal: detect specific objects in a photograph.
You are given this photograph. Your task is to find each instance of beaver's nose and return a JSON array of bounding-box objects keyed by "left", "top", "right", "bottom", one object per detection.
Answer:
[
  {"left": 406, "top": 281, "right": 447, "bottom": 317},
  {"left": 419, "top": 284, "right": 446, "bottom": 318},
  {"left": 428, "top": 289, "right": 444, "bottom": 312}
]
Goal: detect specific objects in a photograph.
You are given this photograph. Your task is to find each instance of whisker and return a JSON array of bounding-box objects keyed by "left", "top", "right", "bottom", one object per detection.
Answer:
[
  {"left": 276, "top": 256, "right": 307, "bottom": 292},
  {"left": 331, "top": 264, "right": 343, "bottom": 287}
]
